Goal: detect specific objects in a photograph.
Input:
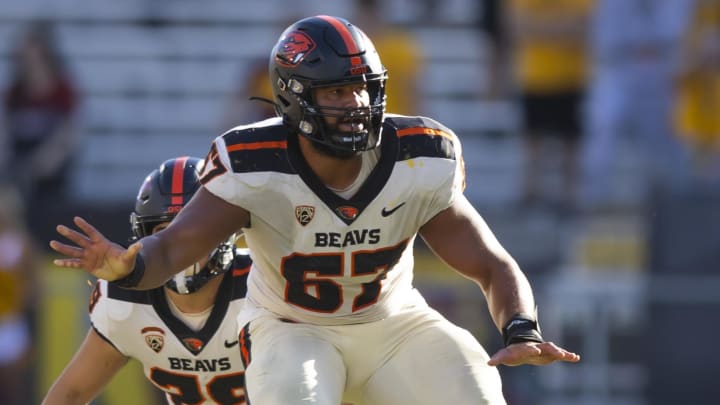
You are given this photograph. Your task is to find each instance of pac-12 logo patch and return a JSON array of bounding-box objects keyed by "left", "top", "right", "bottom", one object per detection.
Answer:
[
  {"left": 275, "top": 31, "right": 316, "bottom": 67},
  {"left": 142, "top": 326, "right": 165, "bottom": 353},
  {"left": 295, "top": 205, "right": 315, "bottom": 226}
]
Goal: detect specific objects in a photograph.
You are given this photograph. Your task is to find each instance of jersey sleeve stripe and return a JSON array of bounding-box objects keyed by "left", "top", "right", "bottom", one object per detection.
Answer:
[
  {"left": 227, "top": 140, "right": 287, "bottom": 151},
  {"left": 396, "top": 126, "right": 455, "bottom": 142},
  {"left": 233, "top": 265, "right": 251, "bottom": 277}
]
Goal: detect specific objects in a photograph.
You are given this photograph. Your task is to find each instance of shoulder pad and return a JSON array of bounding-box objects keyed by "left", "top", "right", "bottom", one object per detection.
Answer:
[
  {"left": 89, "top": 281, "right": 141, "bottom": 321},
  {"left": 221, "top": 122, "right": 295, "bottom": 174},
  {"left": 385, "top": 115, "right": 459, "bottom": 161}
]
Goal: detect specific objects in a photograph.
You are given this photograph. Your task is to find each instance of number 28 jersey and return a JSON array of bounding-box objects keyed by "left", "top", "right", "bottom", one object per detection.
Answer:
[
  {"left": 200, "top": 114, "right": 465, "bottom": 326},
  {"left": 89, "top": 253, "right": 252, "bottom": 404}
]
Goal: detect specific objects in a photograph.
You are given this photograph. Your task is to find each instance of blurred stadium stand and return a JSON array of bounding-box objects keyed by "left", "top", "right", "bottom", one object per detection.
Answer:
[
  {"left": 0, "top": 0, "right": 517, "bottom": 204},
  {"left": 2, "top": 1, "right": 717, "bottom": 404},
  {"left": 645, "top": 187, "right": 720, "bottom": 404}
]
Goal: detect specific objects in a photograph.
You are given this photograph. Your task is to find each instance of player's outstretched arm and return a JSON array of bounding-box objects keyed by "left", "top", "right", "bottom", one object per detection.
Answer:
[
  {"left": 419, "top": 194, "right": 580, "bottom": 366},
  {"left": 50, "top": 216, "right": 140, "bottom": 281},
  {"left": 42, "top": 329, "right": 128, "bottom": 405},
  {"left": 51, "top": 188, "right": 249, "bottom": 289},
  {"left": 419, "top": 195, "right": 534, "bottom": 328}
]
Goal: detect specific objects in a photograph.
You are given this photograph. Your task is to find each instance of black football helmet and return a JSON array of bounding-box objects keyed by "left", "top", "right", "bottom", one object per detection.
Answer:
[
  {"left": 269, "top": 15, "right": 387, "bottom": 157},
  {"left": 130, "top": 156, "right": 237, "bottom": 294}
]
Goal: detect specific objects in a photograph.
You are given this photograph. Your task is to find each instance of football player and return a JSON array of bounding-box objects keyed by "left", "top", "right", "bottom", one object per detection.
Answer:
[
  {"left": 50, "top": 16, "right": 580, "bottom": 404},
  {"left": 43, "top": 157, "right": 251, "bottom": 404}
]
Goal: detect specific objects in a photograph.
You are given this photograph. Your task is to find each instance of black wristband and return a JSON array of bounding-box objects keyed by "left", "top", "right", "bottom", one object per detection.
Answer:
[
  {"left": 502, "top": 313, "right": 544, "bottom": 347},
  {"left": 110, "top": 254, "right": 146, "bottom": 289}
]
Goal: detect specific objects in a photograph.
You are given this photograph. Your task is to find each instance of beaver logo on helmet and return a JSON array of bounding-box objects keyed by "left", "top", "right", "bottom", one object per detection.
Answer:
[{"left": 275, "top": 31, "right": 316, "bottom": 67}]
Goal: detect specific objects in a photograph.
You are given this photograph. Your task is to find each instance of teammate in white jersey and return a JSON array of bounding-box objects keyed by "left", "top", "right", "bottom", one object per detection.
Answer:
[
  {"left": 43, "top": 157, "right": 251, "bottom": 404},
  {"left": 50, "top": 15, "right": 580, "bottom": 404}
]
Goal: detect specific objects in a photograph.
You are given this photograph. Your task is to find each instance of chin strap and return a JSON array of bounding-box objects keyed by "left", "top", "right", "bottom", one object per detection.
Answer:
[{"left": 248, "top": 96, "right": 279, "bottom": 110}]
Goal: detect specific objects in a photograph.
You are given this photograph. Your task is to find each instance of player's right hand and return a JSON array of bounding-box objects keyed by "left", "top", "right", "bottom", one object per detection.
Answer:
[
  {"left": 50, "top": 216, "right": 142, "bottom": 281},
  {"left": 487, "top": 340, "right": 580, "bottom": 367}
]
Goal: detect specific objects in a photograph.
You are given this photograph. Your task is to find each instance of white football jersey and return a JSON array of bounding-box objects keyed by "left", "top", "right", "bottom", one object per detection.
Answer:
[
  {"left": 200, "top": 114, "right": 465, "bottom": 326},
  {"left": 89, "top": 253, "right": 252, "bottom": 404}
]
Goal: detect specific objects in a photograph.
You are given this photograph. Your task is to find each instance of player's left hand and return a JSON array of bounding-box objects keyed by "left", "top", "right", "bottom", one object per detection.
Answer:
[{"left": 487, "top": 341, "right": 580, "bottom": 366}]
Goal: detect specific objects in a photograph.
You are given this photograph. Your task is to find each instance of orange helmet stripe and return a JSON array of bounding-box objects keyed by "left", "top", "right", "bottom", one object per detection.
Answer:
[
  {"left": 171, "top": 156, "right": 189, "bottom": 206},
  {"left": 317, "top": 15, "right": 361, "bottom": 65}
]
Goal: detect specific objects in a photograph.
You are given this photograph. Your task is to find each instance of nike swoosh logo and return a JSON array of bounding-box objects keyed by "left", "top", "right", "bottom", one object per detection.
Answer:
[
  {"left": 224, "top": 340, "right": 239, "bottom": 348},
  {"left": 381, "top": 202, "right": 406, "bottom": 217}
]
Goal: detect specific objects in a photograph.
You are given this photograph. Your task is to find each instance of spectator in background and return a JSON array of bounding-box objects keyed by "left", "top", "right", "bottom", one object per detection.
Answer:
[
  {"left": 353, "top": 0, "right": 423, "bottom": 115},
  {"left": 674, "top": 0, "right": 720, "bottom": 182},
  {"left": 579, "top": 0, "right": 697, "bottom": 210},
  {"left": 508, "top": 0, "right": 594, "bottom": 210},
  {"left": 477, "top": 0, "right": 511, "bottom": 100},
  {"left": 0, "top": 21, "right": 80, "bottom": 232},
  {"left": 0, "top": 185, "right": 40, "bottom": 405}
]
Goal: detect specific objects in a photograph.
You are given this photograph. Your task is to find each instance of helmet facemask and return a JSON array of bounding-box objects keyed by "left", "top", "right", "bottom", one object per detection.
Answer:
[
  {"left": 162, "top": 234, "right": 238, "bottom": 295},
  {"left": 290, "top": 76, "right": 386, "bottom": 158}
]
